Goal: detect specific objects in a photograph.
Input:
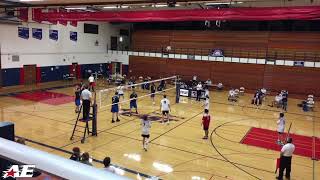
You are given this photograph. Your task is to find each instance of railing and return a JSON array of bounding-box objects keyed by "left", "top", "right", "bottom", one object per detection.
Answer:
[
  {"left": 109, "top": 46, "right": 320, "bottom": 62},
  {"left": 0, "top": 137, "right": 130, "bottom": 180}
]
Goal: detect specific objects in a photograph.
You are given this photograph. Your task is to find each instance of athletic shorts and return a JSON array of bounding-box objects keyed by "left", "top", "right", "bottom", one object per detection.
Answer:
[
  {"left": 278, "top": 131, "right": 284, "bottom": 134},
  {"left": 130, "top": 102, "right": 137, "bottom": 109},
  {"left": 89, "top": 82, "right": 96, "bottom": 87},
  {"left": 203, "top": 126, "right": 209, "bottom": 131},
  {"left": 111, "top": 105, "right": 119, "bottom": 113},
  {"left": 141, "top": 134, "right": 150, "bottom": 138},
  {"left": 162, "top": 111, "right": 169, "bottom": 115},
  {"left": 150, "top": 93, "right": 155, "bottom": 98},
  {"left": 75, "top": 99, "right": 81, "bottom": 106}
]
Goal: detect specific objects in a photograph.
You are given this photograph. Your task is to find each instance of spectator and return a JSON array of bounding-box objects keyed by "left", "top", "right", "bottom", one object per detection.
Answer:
[
  {"left": 277, "top": 137, "right": 295, "bottom": 180},
  {"left": 277, "top": 113, "right": 286, "bottom": 145},
  {"left": 103, "top": 157, "right": 116, "bottom": 174},
  {"left": 196, "top": 82, "right": 203, "bottom": 101},
  {"left": 282, "top": 95, "right": 288, "bottom": 112},
  {"left": 217, "top": 82, "right": 223, "bottom": 91},
  {"left": 80, "top": 152, "right": 93, "bottom": 166},
  {"left": 205, "top": 79, "right": 212, "bottom": 85},
  {"left": 70, "top": 147, "right": 81, "bottom": 161}
]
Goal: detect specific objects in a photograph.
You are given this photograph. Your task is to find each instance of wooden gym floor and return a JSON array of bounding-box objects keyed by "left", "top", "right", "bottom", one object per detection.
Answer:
[{"left": 0, "top": 80, "right": 319, "bottom": 180}]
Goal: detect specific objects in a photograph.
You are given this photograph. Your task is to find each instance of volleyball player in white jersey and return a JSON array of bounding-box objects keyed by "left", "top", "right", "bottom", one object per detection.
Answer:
[
  {"left": 117, "top": 84, "right": 125, "bottom": 100},
  {"left": 141, "top": 115, "right": 151, "bottom": 151},
  {"left": 160, "top": 95, "right": 171, "bottom": 124},
  {"left": 203, "top": 95, "right": 210, "bottom": 111},
  {"left": 277, "top": 113, "right": 286, "bottom": 145}
]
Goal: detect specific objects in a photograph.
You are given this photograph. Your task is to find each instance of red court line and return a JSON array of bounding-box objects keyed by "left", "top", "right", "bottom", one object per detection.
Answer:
[{"left": 241, "top": 127, "right": 318, "bottom": 159}]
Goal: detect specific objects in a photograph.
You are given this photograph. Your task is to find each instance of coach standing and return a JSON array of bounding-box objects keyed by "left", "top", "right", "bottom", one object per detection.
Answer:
[
  {"left": 81, "top": 84, "right": 92, "bottom": 121},
  {"left": 277, "top": 137, "right": 295, "bottom": 180},
  {"left": 196, "top": 82, "right": 203, "bottom": 101}
]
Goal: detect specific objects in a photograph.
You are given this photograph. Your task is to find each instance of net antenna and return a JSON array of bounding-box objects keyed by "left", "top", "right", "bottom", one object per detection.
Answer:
[{"left": 98, "top": 76, "right": 178, "bottom": 109}]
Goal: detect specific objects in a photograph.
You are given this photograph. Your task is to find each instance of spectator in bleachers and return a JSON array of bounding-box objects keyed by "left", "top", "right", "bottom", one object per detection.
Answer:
[
  {"left": 103, "top": 157, "right": 116, "bottom": 174},
  {"left": 282, "top": 95, "right": 288, "bottom": 112},
  {"left": 272, "top": 93, "right": 283, "bottom": 108},
  {"left": 80, "top": 152, "right": 93, "bottom": 166},
  {"left": 217, "top": 82, "right": 223, "bottom": 91},
  {"left": 205, "top": 79, "right": 212, "bottom": 85},
  {"left": 196, "top": 82, "right": 203, "bottom": 101},
  {"left": 228, "top": 89, "right": 237, "bottom": 102},
  {"left": 70, "top": 147, "right": 81, "bottom": 162},
  {"left": 252, "top": 90, "right": 261, "bottom": 106}
]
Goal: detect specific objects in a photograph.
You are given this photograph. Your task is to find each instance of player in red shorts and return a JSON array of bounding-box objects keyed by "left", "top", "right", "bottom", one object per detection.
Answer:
[{"left": 201, "top": 109, "right": 211, "bottom": 139}]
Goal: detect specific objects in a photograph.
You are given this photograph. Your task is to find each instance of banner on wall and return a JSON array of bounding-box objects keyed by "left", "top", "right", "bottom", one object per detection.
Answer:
[
  {"left": 32, "top": 28, "right": 42, "bottom": 40},
  {"left": 49, "top": 29, "right": 58, "bottom": 41},
  {"left": 210, "top": 49, "right": 224, "bottom": 57},
  {"left": 70, "top": 31, "right": 77, "bottom": 41},
  {"left": 294, "top": 61, "right": 304, "bottom": 67},
  {"left": 18, "top": 27, "right": 29, "bottom": 39}
]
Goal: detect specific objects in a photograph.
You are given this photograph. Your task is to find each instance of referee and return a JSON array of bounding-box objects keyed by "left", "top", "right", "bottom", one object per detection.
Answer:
[
  {"left": 81, "top": 84, "right": 92, "bottom": 121},
  {"left": 277, "top": 137, "right": 295, "bottom": 180}
]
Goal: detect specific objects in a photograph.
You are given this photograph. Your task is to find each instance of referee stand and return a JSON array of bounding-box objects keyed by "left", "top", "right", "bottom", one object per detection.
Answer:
[{"left": 70, "top": 92, "right": 98, "bottom": 143}]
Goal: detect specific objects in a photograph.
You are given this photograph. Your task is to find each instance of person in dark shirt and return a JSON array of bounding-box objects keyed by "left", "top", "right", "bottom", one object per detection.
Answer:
[
  {"left": 80, "top": 152, "right": 92, "bottom": 166},
  {"left": 150, "top": 83, "right": 156, "bottom": 105},
  {"left": 129, "top": 90, "right": 138, "bottom": 116},
  {"left": 111, "top": 92, "right": 120, "bottom": 123},
  {"left": 282, "top": 95, "right": 288, "bottom": 112},
  {"left": 75, "top": 85, "right": 81, "bottom": 113},
  {"left": 70, "top": 147, "right": 81, "bottom": 161}
]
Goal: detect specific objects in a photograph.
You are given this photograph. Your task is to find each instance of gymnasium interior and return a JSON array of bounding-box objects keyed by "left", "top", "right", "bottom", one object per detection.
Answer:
[{"left": 0, "top": 0, "right": 319, "bottom": 179}]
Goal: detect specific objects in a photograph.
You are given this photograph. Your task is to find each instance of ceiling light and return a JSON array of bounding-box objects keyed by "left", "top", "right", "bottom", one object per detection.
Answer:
[
  {"left": 152, "top": 4, "right": 167, "bottom": 7},
  {"left": 205, "top": 1, "right": 243, "bottom": 5},
  {"left": 65, "top": 7, "right": 87, "bottom": 10},
  {"left": 121, "top": 5, "right": 129, "bottom": 8},
  {"left": 103, "top": 6, "right": 118, "bottom": 9},
  {"left": 20, "top": 0, "right": 43, "bottom": 1}
]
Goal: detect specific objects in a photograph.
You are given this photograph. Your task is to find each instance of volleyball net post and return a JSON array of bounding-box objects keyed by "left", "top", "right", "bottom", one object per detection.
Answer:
[{"left": 98, "top": 76, "right": 179, "bottom": 110}]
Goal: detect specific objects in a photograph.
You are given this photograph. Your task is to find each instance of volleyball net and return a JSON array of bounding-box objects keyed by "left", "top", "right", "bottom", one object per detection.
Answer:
[{"left": 98, "top": 76, "right": 178, "bottom": 110}]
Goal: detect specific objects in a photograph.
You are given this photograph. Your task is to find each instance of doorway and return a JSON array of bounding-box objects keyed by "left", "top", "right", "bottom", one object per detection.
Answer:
[
  {"left": 71, "top": 63, "right": 78, "bottom": 79},
  {"left": 110, "top": 36, "right": 118, "bottom": 50},
  {"left": 23, "top": 65, "right": 36, "bottom": 85},
  {"left": 111, "top": 62, "right": 122, "bottom": 75}
]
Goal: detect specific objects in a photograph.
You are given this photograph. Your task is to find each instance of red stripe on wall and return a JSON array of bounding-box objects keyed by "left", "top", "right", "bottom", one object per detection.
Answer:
[
  {"left": 20, "top": 67, "right": 24, "bottom": 85},
  {"left": 77, "top": 65, "right": 81, "bottom": 79},
  {"left": 36, "top": 67, "right": 41, "bottom": 83}
]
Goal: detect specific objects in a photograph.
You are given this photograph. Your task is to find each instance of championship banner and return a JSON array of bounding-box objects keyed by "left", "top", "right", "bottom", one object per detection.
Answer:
[
  {"left": 32, "top": 28, "right": 42, "bottom": 40},
  {"left": 49, "top": 29, "right": 58, "bottom": 41},
  {"left": 70, "top": 31, "right": 77, "bottom": 41},
  {"left": 18, "top": 27, "right": 29, "bottom": 39}
]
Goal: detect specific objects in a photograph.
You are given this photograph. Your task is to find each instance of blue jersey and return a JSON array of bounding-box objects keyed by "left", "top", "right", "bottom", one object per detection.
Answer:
[
  {"left": 112, "top": 95, "right": 119, "bottom": 106},
  {"left": 130, "top": 93, "right": 138, "bottom": 103}
]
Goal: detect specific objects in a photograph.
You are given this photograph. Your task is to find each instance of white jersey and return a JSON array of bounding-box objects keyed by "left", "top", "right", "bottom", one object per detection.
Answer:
[
  {"left": 160, "top": 98, "right": 170, "bottom": 111},
  {"left": 141, "top": 120, "right": 151, "bottom": 135},
  {"left": 277, "top": 117, "right": 285, "bottom": 133},
  {"left": 281, "top": 143, "right": 295, "bottom": 157},
  {"left": 117, "top": 86, "right": 124, "bottom": 95},
  {"left": 196, "top": 84, "right": 202, "bottom": 91},
  {"left": 88, "top": 76, "right": 94, "bottom": 83},
  {"left": 103, "top": 166, "right": 117, "bottom": 174},
  {"left": 204, "top": 98, "right": 209, "bottom": 110}
]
